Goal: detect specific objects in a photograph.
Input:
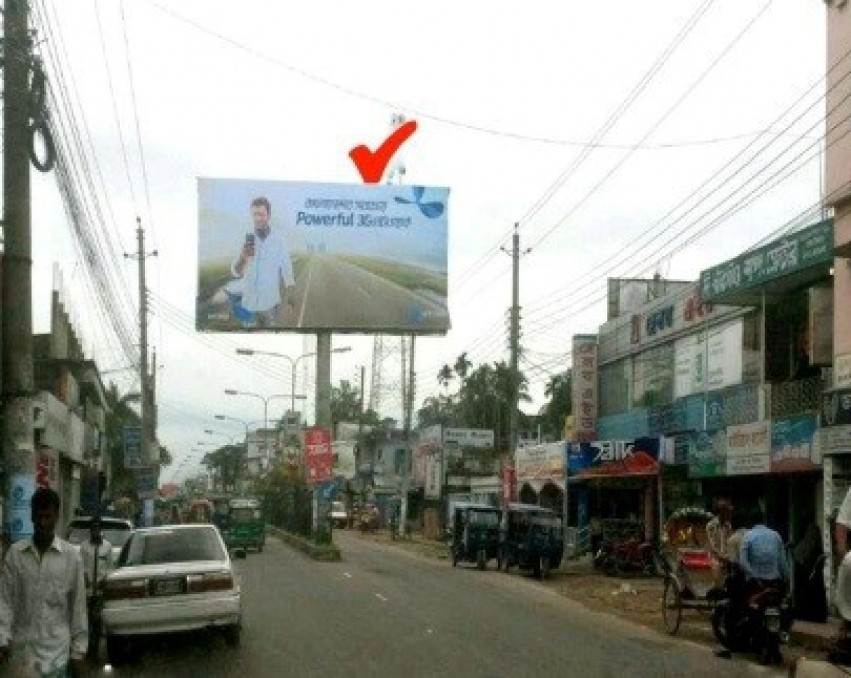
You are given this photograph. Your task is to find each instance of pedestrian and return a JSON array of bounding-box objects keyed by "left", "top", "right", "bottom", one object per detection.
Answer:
[
  {"left": 793, "top": 521, "right": 827, "bottom": 623},
  {"left": 231, "top": 196, "right": 296, "bottom": 328},
  {"left": 81, "top": 517, "right": 112, "bottom": 660},
  {"left": 739, "top": 507, "right": 790, "bottom": 594},
  {"left": 706, "top": 499, "right": 733, "bottom": 586},
  {"left": 0, "top": 487, "right": 88, "bottom": 677}
]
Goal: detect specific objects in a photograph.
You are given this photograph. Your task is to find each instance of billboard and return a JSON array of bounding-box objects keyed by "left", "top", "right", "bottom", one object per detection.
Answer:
[{"left": 197, "top": 178, "right": 450, "bottom": 334}]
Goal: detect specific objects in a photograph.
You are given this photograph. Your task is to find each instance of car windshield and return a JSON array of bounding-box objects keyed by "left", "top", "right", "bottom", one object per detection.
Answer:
[{"left": 120, "top": 528, "right": 226, "bottom": 566}]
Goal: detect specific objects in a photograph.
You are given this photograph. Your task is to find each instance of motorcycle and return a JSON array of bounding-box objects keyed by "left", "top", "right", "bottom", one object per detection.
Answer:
[
  {"left": 710, "top": 565, "right": 793, "bottom": 666},
  {"left": 593, "top": 536, "right": 663, "bottom": 576}
]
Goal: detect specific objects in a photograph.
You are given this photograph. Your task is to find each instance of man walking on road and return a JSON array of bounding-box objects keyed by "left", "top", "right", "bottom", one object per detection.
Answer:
[{"left": 0, "top": 488, "right": 88, "bottom": 677}]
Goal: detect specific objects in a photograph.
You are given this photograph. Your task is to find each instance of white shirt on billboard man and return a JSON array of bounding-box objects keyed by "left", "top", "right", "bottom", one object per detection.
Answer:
[{"left": 231, "top": 196, "right": 296, "bottom": 328}]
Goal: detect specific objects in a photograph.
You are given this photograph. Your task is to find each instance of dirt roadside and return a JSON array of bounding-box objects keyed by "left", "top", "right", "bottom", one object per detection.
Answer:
[{"left": 345, "top": 528, "right": 832, "bottom": 669}]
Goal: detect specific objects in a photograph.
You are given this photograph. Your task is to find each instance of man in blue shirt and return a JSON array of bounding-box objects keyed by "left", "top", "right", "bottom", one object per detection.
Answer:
[{"left": 740, "top": 507, "right": 789, "bottom": 588}]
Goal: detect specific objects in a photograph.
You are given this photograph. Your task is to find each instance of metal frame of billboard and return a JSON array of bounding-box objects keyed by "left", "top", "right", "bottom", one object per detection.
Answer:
[{"left": 196, "top": 178, "right": 450, "bottom": 335}]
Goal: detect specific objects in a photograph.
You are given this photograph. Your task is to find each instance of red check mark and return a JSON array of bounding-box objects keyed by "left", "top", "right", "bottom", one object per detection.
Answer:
[{"left": 349, "top": 120, "right": 418, "bottom": 184}]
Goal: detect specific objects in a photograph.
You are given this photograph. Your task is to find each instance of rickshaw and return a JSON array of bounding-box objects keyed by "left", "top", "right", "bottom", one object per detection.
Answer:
[
  {"left": 222, "top": 497, "right": 266, "bottom": 553},
  {"left": 659, "top": 507, "right": 717, "bottom": 635},
  {"left": 448, "top": 503, "right": 502, "bottom": 570},
  {"left": 498, "top": 503, "right": 563, "bottom": 579}
]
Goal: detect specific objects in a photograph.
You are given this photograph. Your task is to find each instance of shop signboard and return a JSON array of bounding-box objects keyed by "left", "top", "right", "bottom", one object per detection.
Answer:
[
  {"left": 123, "top": 426, "right": 144, "bottom": 469},
  {"left": 303, "top": 427, "right": 334, "bottom": 484},
  {"left": 515, "top": 442, "right": 566, "bottom": 483},
  {"left": 571, "top": 335, "right": 598, "bottom": 442},
  {"left": 425, "top": 451, "right": 442, "bottom": 499},
  {"left": 501, "top": 459, "right": 516, "bottom": 506},
  {"left": 770, "top": 413, "right": 819, "bottom": 472},
  {"left": 570, "top": 437, "right": 661, "bottom": 478},
  {"left": 36, "top": 446, "right": 59, "bottom": 490},
  {"left": 726, "top": 421, "right": 770, "bottom": 475},
  {"left": 687, "top": 430, "right": 727, "bottom": 478},
  {"left": 821, "top": 425, "right": 851, "bottom": 455},
  {"left": 836, "top": 354, "right": 851, "bottom": 390},
  {"left": 700, "top": 219, "right": 833, "bottom": 303},
  {"left": 443, "top": 428, "right": 494, "bottom": 449},
  {"left": 9, "top": 474, "right": 35, "bottom": 541},
  {"left": 822, "top": 388, "right": 851, "bottom": 428}
]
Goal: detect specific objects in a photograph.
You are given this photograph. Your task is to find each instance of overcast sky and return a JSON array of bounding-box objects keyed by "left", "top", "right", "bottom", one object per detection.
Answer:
[{"left": 26, "top": 0, "right": 827, "bottom": 483}]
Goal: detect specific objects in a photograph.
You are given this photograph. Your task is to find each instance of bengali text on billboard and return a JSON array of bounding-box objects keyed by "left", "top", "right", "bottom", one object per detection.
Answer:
[{"left": 197, "top": 179, "right": 450, "bottom": 334}]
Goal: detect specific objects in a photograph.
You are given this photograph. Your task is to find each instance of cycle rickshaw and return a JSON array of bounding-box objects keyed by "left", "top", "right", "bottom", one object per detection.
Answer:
[{"left": 659, "top": 507, "right": 718, "bottom": 635}]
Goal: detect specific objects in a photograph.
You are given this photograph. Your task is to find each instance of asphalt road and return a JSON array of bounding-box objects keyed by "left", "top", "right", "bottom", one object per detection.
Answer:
[{"left": 97, "top": 532, "right": 784, "bottom": 677}]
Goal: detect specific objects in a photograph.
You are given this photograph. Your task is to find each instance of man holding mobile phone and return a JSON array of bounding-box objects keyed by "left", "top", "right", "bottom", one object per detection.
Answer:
[{"left": 231, "top": 196, "right": 296, "bottom": 328}]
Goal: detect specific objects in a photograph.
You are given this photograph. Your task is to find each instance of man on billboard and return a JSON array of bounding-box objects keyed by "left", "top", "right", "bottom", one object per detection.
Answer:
[{"left": 231, "top": 196, "right": 295, "bottom": 328}]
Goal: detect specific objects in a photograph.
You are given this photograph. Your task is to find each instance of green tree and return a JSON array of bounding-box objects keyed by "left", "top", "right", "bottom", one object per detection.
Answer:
[
  {"left": 330, "top": 380, "right": 362, "bottom": 432},
  {"left": 416, "top": 393, "right": 458, "bottom": 429},
  {"left": 539, "top": 370, "right": 572, "bottom": 440}
]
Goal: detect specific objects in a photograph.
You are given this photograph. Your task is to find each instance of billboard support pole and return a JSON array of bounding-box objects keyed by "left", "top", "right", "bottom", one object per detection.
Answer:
[{"left": 314, "top": 332, "right": 332, "bottom": 537}]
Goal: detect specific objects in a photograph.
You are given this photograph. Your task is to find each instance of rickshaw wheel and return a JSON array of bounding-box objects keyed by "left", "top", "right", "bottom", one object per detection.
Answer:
[
  {"left": 662, "top": 577, "right": 683, "bottom": 635},
  {"left": 477, "top": 549, "right": 486, "bottom": 571},
  {"left": 540, "top": 556, "right": 551, "bottom": 580}
]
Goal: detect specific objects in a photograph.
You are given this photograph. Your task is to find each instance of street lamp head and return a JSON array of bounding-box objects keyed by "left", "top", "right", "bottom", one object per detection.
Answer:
[
  {"left": 236, "top": 348, "right": 254, "bottom": 356},
  {"left": 224, "top": 389, "right": 238, "bottom": 396}
]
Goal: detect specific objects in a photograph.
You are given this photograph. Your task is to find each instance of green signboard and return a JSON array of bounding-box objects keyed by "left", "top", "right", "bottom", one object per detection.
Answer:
[
  {"left": 687, "top": 430, "right": 727, "bottom": 478},
  {"left": 700, "top": 219, "right": 833, "bottom": 302}
]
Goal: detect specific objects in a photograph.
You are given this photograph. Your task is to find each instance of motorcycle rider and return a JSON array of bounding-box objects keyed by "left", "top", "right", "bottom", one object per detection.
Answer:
[{"left": 739, "top": 507, "right": 789, "bottom": 665}]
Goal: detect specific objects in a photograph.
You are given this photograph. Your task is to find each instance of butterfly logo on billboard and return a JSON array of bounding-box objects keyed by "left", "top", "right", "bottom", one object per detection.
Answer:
[{"left": 394, "top": 186, "right": 445, "bottom": 219}]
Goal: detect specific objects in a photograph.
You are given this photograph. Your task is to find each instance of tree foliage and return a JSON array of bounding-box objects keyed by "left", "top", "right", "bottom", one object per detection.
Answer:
[{"left": 539, "top": 370, "right": 572, "bottom": 440}]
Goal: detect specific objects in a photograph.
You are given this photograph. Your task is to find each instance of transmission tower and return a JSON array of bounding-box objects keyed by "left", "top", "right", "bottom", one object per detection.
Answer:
[{"left": 368, "top": 113, "right": 414, "bottom": 423}]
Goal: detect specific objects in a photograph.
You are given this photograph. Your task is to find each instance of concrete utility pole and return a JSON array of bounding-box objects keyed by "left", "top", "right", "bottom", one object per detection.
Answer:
[
  {"left": 501, "top": 224, "right": 529, "bottom": 459},
  {"left": 2, "top": 0, "right": 36, "bottom": 544},
  {"left": 125, "top": 219, "right": 157, "bottom": 526}
]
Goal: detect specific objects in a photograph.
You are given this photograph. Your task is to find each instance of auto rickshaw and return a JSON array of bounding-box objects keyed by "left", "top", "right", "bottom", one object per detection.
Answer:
[
  {"left": 499, "top": 503, "right": 563, "bottom": 579},
  {"left": 448, "top": 503, "right": 502, "bottom": 570},
  {"left": 222, "top": 497, "right": 265, "bottom": 553}
]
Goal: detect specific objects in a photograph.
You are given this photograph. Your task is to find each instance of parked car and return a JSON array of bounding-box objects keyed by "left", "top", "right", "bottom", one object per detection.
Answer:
[
  {"left": 330, "top": 501, "right": 348, "bottom": 529},
  {"left": 101, "top": 523, "right": 244, "bottom": 665},
  {"left": 67, "top": 516, "right": 134, "bottom": 564}
]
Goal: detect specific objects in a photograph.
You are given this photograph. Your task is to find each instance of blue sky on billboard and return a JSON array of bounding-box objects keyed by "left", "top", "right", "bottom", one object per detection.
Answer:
[{"left": 27, "top": 0, "right": 828, "bottom": 481}]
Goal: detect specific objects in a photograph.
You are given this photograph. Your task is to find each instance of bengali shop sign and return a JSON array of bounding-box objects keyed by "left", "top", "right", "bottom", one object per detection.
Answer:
[
  {"left": 726, "top": 421, "right": 770, "bottom": 475},
  {"left": 770, "top": 413, "right": 819, "bottom": 472}
]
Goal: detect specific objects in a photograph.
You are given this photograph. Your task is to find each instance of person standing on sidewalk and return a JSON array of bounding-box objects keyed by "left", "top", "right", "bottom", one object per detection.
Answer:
[
  {"left": 80, "top": 517, "right": 112, "bottom": 660},
  {"left": 707, "top": 499, "right": 733, "bottom": 586},
  {"left": 0, "top": 488, "right": 88, "bottom": 677}
]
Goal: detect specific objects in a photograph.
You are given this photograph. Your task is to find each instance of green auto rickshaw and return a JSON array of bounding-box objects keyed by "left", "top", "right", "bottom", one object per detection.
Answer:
[
  {"left": 499, "top": 503, "right": 563, "bottom": 579},
  {"left": 448, "top": 503, "right": 502, "bottom": 570},
  {"left": 223, "top": 497, "right": 265, "bottom": 553}
]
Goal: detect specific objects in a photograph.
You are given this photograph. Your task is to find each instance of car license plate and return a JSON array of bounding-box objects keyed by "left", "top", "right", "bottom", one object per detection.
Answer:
[{"left": 153, "top": 578, "right": 184, "bottom": 596}]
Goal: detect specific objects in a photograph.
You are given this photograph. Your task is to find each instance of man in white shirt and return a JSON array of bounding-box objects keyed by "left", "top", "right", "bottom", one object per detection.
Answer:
[
  {"left": 0, "top": 488, "right": 88, "bottom": 677},
  {"left": 836, "top": 487, "right": 851, "bottom": 557},
  {"left": 231, "top": 196, "right": 296, "bottom": 328},
  {"left": 80, "top": 517, "right": 112, "bottom": 660}
]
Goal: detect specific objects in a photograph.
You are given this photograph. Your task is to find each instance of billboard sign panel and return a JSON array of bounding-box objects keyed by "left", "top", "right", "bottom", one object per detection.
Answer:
[
  {"left": 726, "top": 421, "right": 770, "bottom": 475},
  {"left": 197, "top": 179, "right": 450, "bottom": 334},
  {"left": 770, "top": 414, "right": 819, "bottom": 472},
  {"left": 303, "top": 427, "right": 334, "bottom": 484},
  {"left": 443, "top": 428, "right": 494, "bottom": 449},
  {"left": 133, "top": 466, "right": 159, "bottom": 500}
]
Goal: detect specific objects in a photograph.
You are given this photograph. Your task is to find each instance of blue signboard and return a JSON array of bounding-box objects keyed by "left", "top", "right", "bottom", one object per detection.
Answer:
[
  {"left": 568, "top": 437, "right": 661, "bottom": 477},
  {"left": 123, "top": 426, "right": 144, "bottom": 469}
]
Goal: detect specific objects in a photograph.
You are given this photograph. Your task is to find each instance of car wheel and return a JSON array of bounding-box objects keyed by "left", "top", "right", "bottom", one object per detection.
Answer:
[
  {"left": 106, "top": 634, "right": 133, "bottom": 666},
  {"left": 223, "top": 624, "right": 242, "bottom": 647},
  {"left": 258, "top": 542, "right": 264, "bottom": 553}
]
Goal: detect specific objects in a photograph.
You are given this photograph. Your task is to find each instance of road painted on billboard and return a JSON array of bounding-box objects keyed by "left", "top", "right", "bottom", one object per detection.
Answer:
[{"left": 289, "top": 254, "right": 448, "bottom": 331}]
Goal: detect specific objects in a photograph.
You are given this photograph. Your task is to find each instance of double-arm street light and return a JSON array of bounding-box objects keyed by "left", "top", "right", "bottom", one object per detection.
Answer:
[
  {"left": 234, "top": 346, "right": 352, "bottom": 415},
  {"left": 223, "top": 390, "right": 291, "bottom": 465}
]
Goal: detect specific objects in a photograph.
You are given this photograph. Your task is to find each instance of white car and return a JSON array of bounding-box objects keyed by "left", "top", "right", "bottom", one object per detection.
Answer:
[{"left": 101, "top": 523, "right": 243, "bottom": 665}]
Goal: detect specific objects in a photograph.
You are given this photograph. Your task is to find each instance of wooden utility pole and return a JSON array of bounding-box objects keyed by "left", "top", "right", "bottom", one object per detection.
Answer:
[{"left": 2, "top": 0, "right": 36, "bottom": 543}]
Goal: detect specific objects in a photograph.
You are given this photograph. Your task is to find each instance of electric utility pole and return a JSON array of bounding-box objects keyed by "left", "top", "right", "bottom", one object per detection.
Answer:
[
  {"left": 2, "top": 0, "right": 36, "bottom": 544},
  {"left": 125, "top": 218, "right": 157, "bottom": 525},
  {"left": 501, "top": 224, "right": 530, "bottom": 459}
]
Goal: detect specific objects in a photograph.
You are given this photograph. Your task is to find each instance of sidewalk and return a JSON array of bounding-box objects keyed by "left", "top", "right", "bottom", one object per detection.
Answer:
[{"left": 354, "top": 528, "right": 841, "bottom": 653}]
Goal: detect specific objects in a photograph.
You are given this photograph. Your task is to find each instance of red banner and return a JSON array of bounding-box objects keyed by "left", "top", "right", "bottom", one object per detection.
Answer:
[
  {"left": 501, "top": 459, "right": 516, "bottom": 506},
  {"left": 303, "top": 427, "right": 334, "bottom": 484}
]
